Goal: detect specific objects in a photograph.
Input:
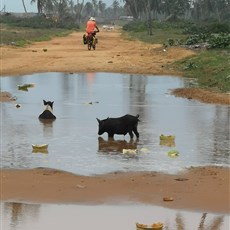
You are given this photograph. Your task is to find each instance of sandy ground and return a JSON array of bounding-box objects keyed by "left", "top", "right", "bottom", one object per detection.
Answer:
[
  {"left": 1, "top": 166, "right": 229, "bottom": 214},
  {"left": 1, "top": 28, "right": 230, "bottom": 214}
]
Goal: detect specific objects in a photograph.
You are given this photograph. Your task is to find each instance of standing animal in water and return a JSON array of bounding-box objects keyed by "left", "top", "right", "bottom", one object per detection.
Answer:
[
  {"left": 97, "top": 114, "right": 140, "bottom": 139},
  {"left": 39, "top": 100, "right": 56, "bottom": 120}
]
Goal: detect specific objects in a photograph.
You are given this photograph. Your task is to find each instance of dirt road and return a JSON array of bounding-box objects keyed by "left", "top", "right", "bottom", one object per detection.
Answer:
[{"left": 1, "top": 27, "right": 193, "bottom": 76}]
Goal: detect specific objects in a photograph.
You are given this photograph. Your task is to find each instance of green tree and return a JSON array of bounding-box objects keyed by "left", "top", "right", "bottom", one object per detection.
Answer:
[
  {"left": 161, "top": 0, "right": 191, "bottom": 21},
  {"left": 74, "top": 0, "right": 85, "bottom": 25},
  {"left": 91, "top": 0, "right": 98, "bottom": 16},
  {"left": 83, "top": 1, "right": 94, "bottom": 18},
  {"left": 191, "top": 0, "right": 230, "bottom": 21},
  {"left": 112, "top": 0, "right": 120, "bottom": 19},
  {"left": 31, "top": 0, "right": 56, "bottom": 14},
  {"left": 98, "top": 1, "right": 106, "bottom": 16},
  {"left": 123, "top": 0, "right": 140, "bottom": 19}
]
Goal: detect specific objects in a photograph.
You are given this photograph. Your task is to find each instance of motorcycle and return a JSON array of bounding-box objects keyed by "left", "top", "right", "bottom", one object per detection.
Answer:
[{"left": 83, "top": 31, "right": 99, "bottom": 50}]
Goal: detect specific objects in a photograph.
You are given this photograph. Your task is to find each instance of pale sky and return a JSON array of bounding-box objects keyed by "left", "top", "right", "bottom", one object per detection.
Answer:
[{"left": 1, "top": 0, "right": 121, "bottom": 13}]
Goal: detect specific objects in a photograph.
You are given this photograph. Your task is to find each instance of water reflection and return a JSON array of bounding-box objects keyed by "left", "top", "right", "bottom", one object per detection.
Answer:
[
  {"left": 1, "top": 73, "right": 229, "bottom": 175},
  {"left": 98, "top": 137, "right": 138, "bottom": 154},
  {"left": 2, "top": 202, "right": 229, "bottom": 230},
  {"left": 39, "top": 119, "right": 55, "bottom": 138},
  {"left": 3, "top": 202, "right": 40, "bottom": 230}
]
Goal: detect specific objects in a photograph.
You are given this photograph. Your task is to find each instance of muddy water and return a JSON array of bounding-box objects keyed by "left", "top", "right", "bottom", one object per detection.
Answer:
[
  {"left": 1, "top": 72, "right": 230, "bottom": 175},
  {"left": 2, "top": 202, "right": 229, "bottom": 230}
]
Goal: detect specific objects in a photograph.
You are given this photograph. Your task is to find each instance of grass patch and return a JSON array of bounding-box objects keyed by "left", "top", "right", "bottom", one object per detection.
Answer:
[
  {"left": 0, "top": 23, "right": 73, "bottom": 47},
  {"left": 172, "top": 50, "right": 230, "bottom": 92},
  {"left": 122, "top": 27, "right": 187, "bottom": 45}
]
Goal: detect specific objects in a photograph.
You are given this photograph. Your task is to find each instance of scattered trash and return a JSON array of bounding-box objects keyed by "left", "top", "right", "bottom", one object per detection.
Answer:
[
  {"left": 32, "top": 149, "right": 48, "bottom": 154},
  {"left": 139, "top": 147, "right": 150, "bottom": 153},
  {"left": 76, "top": 184, "right": 86, "bottom": 189},
  {"left": 122, "top": 149, "right": 137, "bottom": 155},
  {"left": 163, "top": 197, "right": 174, "bottom": 201},
  {"left": 160, "top": 134, "right": 175, "bottom": 141},
  {"left": 136, "top": 222, "right": 163, "bottom": 230},
  {"left": 17, "top": 85, "right": 28, "bottom": 91},
  {"left": 32, "top": 144, "right": 48, "bottom": 154},
  {"left": 160, "top": 139, "right": 175, "bottom": 147},
  {"left": 167, "top": 149, "right": 179, "bottom": 157},
  {"left": 160, "top": 134, "right": 175, "bottom": 147},
  {"left": 32, "top": 144, "right": 48, "bottom": 150},
  {"left": 175, "top": 178, "right": 189, "bottom": 182},
  {"left": 85, "top": 101, "right": 99, "bottom": 105},
  {"left": 15, "top": 104, "right": 21, "bottom": 108},
  {"left": 17, "top": 83, "right": 35, "bottom": 91}
]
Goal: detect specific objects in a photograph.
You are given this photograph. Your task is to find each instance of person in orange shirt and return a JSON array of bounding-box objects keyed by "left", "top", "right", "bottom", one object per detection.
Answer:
[
  {"left": 83, "top": 17, "right": 99, "bottom": 45},
  {"left": 86, "top": 17, "right": 99, "bottom": 35}
]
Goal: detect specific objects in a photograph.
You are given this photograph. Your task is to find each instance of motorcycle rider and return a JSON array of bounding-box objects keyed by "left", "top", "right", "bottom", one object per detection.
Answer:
[{"left": 85, "top": 17, "right": 99, "bottom": 45}]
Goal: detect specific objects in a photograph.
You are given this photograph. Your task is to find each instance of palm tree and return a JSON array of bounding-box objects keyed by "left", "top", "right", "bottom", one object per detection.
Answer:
[
  {"left": 83, "top": 2, "right": 94, "bottom": 18},
  {"left": 31, "top": 0, "right": 43, "bottom": 13},
  {"left": 112, "top": 0, "right": 120, "bottom": 19},
  {"left": 98, "top": 1, "right": 106, "bottom": 16},
  {"left": 22, "top": 0, "right": 27, "bottom": 12},
  {"left": 31, "top": 0, "right": 57, "bottom": 14}
]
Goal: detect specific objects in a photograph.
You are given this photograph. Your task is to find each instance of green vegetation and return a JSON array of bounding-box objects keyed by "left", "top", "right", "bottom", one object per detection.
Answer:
[
  {"left": 123, "top": 20, "right": 230, "bottom": 93},
  {"left": 123, "top": 27, "right": 186, "bottom": 45},
  {"left": 173, "top": 50, "right": 230, "bottom": 92},
  {"left": 0, "top": 15, "right": 76, "bottom": 46},
  {"left": 0, "top": 24, "right": 71, "bottom": 46}
]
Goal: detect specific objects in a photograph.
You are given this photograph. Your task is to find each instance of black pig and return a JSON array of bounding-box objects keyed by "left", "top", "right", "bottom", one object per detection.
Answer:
[{"left": 97, "top": 114, "right": 140, "bottom": 139}]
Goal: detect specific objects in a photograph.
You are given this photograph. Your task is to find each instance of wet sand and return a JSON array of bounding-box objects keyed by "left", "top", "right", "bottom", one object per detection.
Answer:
[{"left": 1, "top": 166, "right": 229, "bottom": 214}]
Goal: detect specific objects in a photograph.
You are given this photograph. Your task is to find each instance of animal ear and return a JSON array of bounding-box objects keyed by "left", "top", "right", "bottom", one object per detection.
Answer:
[
  {"left": 96, "top": 118, "right": 101, "bottom": 123},
  {"left": 43, "top": 100, "right": 47, "bottom": 105}
]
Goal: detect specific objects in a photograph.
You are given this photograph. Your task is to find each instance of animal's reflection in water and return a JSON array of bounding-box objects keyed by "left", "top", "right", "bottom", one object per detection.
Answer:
[
  {"left": 39, "top": 119, "right": 55, "bottom": 138},
  {"left": 97, "top": 137, "right": 138, "bottom": 154}
]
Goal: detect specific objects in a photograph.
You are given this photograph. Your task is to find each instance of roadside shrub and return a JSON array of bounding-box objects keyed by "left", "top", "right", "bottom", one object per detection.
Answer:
[
  {"left": 0, "top": 14, "right": 79, "bottom": 29},
  {"left": 0, "top": 14, "right": 56, "bottom": 28},
  {"left": 122, "top": 21, "right": 146, "bottom": 32},
  {"left": 207, "top": 22, "right": 230, "bottom": 33},
  {"left": 208, "top": 33, "right": 230, "bottom": 49},
  {"left": 185, "top": 34, "right": 208, "bottom": 45},
  {"left": 184, "top": 33, "right": 230, "bottom": 48},
  {"left": 182, "top": 22, "right": 230, "bottom": 35}
]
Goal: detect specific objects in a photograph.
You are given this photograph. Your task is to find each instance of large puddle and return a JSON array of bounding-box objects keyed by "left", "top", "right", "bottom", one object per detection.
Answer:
[
  {"left": 2, "top": 202, "right": 229, "bottom": 230},
  {"left": 1, "top": 72, "right": 230, "bottom": 175}
]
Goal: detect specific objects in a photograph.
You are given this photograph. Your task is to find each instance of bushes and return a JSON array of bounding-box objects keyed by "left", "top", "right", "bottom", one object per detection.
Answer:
[
  {"left": 122, "top": 21, "right": 146, "bottom": 32},
  {"left": 208, "top": 33, "right": 230, "bottom": 48},
  {"left": 0, "top": 14, "right": 56, "bottom": 29},
  {"left": 0, "top": 14, "right": 79, "bottom": 29},
  {"left": 182, "top": 21, "right": 230, "bottom": 34},
  {"left": 185, "top": 33, "right": 230, "bottom": 48}
]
